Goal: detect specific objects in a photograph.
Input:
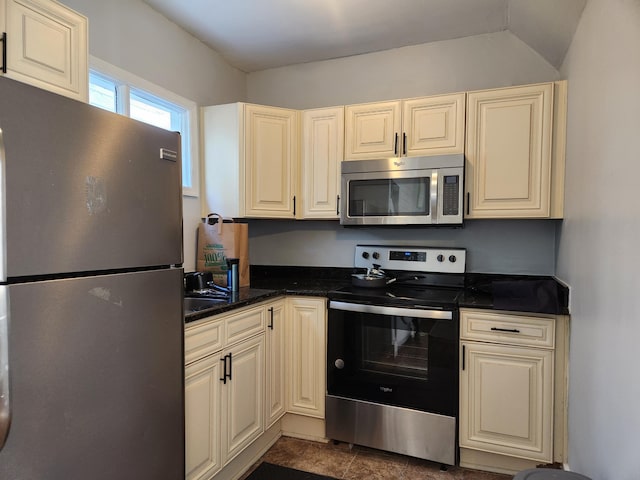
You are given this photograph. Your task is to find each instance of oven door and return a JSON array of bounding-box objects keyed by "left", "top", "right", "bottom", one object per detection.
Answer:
[{"left": 327, "top": 301, "right": 459, "bottom": 416}]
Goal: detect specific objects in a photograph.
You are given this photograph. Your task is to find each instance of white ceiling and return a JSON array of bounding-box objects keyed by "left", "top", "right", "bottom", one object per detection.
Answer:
[{"left": 144, "top": 0, "right": 587, "bottom": 73}]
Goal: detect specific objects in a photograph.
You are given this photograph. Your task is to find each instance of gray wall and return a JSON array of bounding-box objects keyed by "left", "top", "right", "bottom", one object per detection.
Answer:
[
  {"left": 246, "top": 30, "right": 561, "bottom": 275},
  {"left": 248, "top": 219, "right": 559, "bottom": 274},
  {"left": 557, "top": 0, "right": 640, "bottom": 478},
  {"left": 248, "top": 30, "right": 560, "bottom": 109},
  {"left": 61, "top": 0, "right": 247, "bottom": 272}
]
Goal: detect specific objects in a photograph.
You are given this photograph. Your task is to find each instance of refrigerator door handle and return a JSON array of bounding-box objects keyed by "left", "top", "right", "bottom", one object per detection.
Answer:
[
  {"left": 0, "top": 287, "right": 11, "bottom": 450},
  {"left": 0, "top": 128, "right": 6, "bottom": 282}
]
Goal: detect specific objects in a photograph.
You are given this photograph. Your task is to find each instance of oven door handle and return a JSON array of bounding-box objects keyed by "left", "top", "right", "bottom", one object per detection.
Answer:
[{"left": 329, "top": 301, "right": 453, "bottom": 320}]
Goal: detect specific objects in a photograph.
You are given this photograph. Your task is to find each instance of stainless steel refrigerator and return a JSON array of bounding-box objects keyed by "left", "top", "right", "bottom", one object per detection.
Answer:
[{"left": 0, "top": 77, "right": 185, "bottom": 479}]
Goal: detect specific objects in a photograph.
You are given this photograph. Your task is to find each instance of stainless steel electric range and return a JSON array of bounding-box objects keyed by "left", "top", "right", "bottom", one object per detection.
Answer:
[{"left": 326, "top": 244, "right": 466, "bottom": 466}]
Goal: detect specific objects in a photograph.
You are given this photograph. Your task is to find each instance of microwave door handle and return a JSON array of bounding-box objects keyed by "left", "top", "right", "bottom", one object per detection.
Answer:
[{"left": 430, "top": 171, "right": 438, "bottom": 223}]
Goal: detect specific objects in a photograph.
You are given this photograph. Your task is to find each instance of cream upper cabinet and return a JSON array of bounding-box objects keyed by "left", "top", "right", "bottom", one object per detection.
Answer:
[
  {"left": 300, "top": 106, "right": 344, "bottom": 219},
  {"left": 245, "top": 104, "right": 298, "bottom": 217},
  {"left": 202, "top": 103, "right": 298, "bottom": 219},
  {"left": 459, "top": 309, "right": 556, "bottom": 465},
  {"left": 344, "top": 93, "right": 465, "bottom": 160},
  {"left": 286, "top": 296, "right": 326, "bottom": 418},
  {"left": 344, "top": 100, "right": 401, "bottom": 159},
  {"left": 402, "top": 94, "right": 465, "bottom": 156},
  {"left": 465, "top": 83, "right": 562, "bottom": 218},
  {"left": 265, "top": 299, "right": 286, "bottom": 428},
  {"left": 0, "top": 0, "right": 88, "bottom": 101}
]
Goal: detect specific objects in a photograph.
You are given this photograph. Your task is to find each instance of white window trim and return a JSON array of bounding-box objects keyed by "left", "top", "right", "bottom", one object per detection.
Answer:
[{"left": 89, "top": 56, "right": 200, "bottom": 198}]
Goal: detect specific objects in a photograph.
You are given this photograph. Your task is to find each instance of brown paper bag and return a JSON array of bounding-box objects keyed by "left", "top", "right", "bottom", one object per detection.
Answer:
[{"left": 196, "top": 213, "right": 250, "bottom": 287}]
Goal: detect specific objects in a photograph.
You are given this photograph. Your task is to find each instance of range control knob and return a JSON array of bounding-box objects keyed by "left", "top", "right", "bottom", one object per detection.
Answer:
[
  {"left": 334, "top": 359, "right": 345, "bottom": 370},
  {"left": 372, "top": 252, "right": 380, "bottom": 260},
  {"left": 449, "top": 255, "right": 457, "bottom": 263},
  {"left": 362, "top": 252, "right": 369, "bottom": 259},
  {"left": 437, "top": 254, "right": 445, "bottom": 262}
]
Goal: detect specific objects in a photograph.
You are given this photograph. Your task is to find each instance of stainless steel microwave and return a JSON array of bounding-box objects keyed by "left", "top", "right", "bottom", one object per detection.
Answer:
[{"left": 340, "top": 154, "right": 464, "bottom": 226}]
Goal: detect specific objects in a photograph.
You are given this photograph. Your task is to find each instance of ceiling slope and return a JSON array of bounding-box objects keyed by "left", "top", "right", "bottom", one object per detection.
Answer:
[{"left": 144, "top": 0, "right": 586, "bottom": 72}]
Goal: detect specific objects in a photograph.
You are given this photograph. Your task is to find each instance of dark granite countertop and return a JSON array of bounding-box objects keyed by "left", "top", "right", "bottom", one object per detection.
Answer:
[
  {"left": 184, "top": 266, "right": 569, "bottom": 323},
  {"left": 184, "top": 287, "right": 282, "bottom": 323}
]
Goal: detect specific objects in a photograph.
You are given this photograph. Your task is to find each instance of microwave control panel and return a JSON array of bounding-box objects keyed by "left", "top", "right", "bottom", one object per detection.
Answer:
[
  {"left": 442, "top": 175, "right": 460, "bottom": 216},
  {"left": 355, "top": 245, "right": 466, "bottom": 274}
]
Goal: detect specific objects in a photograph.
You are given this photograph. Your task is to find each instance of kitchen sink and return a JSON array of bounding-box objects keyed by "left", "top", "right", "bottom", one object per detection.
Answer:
[{"left": 184, "top": 296, "right": 227, "bottom": 314}]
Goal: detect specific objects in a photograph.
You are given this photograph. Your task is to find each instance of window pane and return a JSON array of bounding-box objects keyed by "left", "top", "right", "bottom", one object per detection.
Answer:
[
  {"left": 89, "top": 72, "right": 117, "bottom": 112},
  {"left": 130, "top": 91, "right": 174, "bottom": 130}
]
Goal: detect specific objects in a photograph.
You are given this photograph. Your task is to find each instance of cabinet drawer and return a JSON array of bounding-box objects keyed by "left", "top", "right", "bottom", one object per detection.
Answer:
[
  {"left": 225, "top": 304, "right": 265, "bottom": 345},
  {"left": 185, "top": 317, "right": 225, "bottom": 365},
  {"left": 461, "top": 309, "right": 555, "bottom": 348}
]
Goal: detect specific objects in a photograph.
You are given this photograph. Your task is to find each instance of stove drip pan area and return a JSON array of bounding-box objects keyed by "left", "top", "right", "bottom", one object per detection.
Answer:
[{"left": 326, "top": 395, "right": 457, "bottom": 465}]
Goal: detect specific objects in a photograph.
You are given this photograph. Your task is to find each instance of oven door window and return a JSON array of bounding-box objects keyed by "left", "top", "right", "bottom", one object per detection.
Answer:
[
  {"left": 348, "top": 176, "right": 430, "bottom": 217},
  {"left": 361, "top": 316, "right": 432, "bottom": 380},
  {"left": 327, "top": 308, "right": 458, "bottom": 416}
]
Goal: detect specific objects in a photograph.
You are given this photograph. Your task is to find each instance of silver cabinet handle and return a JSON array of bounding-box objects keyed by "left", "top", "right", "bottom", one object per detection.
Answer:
[{"left": 0, "top": 287, "right": 11, "bottom": 450}]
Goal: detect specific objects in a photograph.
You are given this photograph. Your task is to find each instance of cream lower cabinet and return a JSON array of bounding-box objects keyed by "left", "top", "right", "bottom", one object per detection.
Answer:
[
  {"left": 0, "top": 0, "right": 88, "bottom": 101},
  {"left": 285, "top": 296, "right": 326, "bottom": 418},
  {"left": 465, "top": 82, "right": 567, "bottom": 218},
  {"left": 202, "top": 103, "right": 298, "bottom": 218},
  {"left": 300, "top": 106, "right": 344, "bottom": 219},
  {"left": 344, "top": 93, "right": 465, "bottom": 160},
  {"left": 185, "top": 302, "right": 268, "bottom": 480},
  {"left": 459, "top": 309, "right": 555, "bottom": 465},
  {"left": 265, "top": 299, "right": 286, "bottom": 428},
  {"left": 186, "top": 351, "right": 222, "bottom": 480}
]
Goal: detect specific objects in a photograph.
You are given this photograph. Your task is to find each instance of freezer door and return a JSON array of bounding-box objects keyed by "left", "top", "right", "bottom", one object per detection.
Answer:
[
  {"left": 0, "top": 77, "right": 182, "bottom": 278},
  {"left": 0, "top": 268, "right": 185, "bottom": 480}
]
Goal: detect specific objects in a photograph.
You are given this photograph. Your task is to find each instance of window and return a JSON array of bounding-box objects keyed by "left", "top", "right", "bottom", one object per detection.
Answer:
[{"left": 88, "top": 58, "right": 199, "bottom": 197}]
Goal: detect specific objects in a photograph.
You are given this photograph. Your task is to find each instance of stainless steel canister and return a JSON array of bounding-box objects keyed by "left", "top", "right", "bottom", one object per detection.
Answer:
[{"left": 226, "top": 258, "right": 239, "bottom": 292}]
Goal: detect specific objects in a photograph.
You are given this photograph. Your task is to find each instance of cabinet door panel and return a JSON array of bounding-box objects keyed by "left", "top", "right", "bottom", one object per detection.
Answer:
[
  {"left": 244, "top": 105, "right": 297, "bottom": 217},
  {"left": 344, "top": 101, "right": 401, "bottom": 159},
  {"left": 5, "top": 0, "right": 87, "bottom": 100},
  {"left": 265, "top": 300, "right": 286, "bottom": 428},
  {"left": 460, "top": 342, "right": 553, "bottom": 462},
  {"left": 403, "top": 93, "right": 465, "bottom": 156},
  {"left": 286, "top": 297, "right": 326, "bottom": 418},
  {"left": 221, "top": 334, "right": 265, "bottom": 465},
  {"left": 301, "top": 107, "right": 344, "bottom": 219},
  {"left": 466, "top": 84, "right": 553, "bottom": 218},
  {"left": 185, "top": 355, "right": 221, "bottom": 480}
]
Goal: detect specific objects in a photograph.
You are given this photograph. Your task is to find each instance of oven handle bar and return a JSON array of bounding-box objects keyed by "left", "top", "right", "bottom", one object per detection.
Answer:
[{"left": 329, "top": 301, "right": 453, "bottom": 320}]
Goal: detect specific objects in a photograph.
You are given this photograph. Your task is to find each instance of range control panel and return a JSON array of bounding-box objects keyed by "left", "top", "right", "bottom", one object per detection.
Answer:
[{"left": 354, "top": 245, "right": 466, "bottom": 274}]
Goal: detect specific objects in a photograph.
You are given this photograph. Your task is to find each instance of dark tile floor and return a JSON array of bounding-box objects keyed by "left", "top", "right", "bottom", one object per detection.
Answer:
[{"left": 243, "top": 436, "right": 512, "bottom": 480}]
